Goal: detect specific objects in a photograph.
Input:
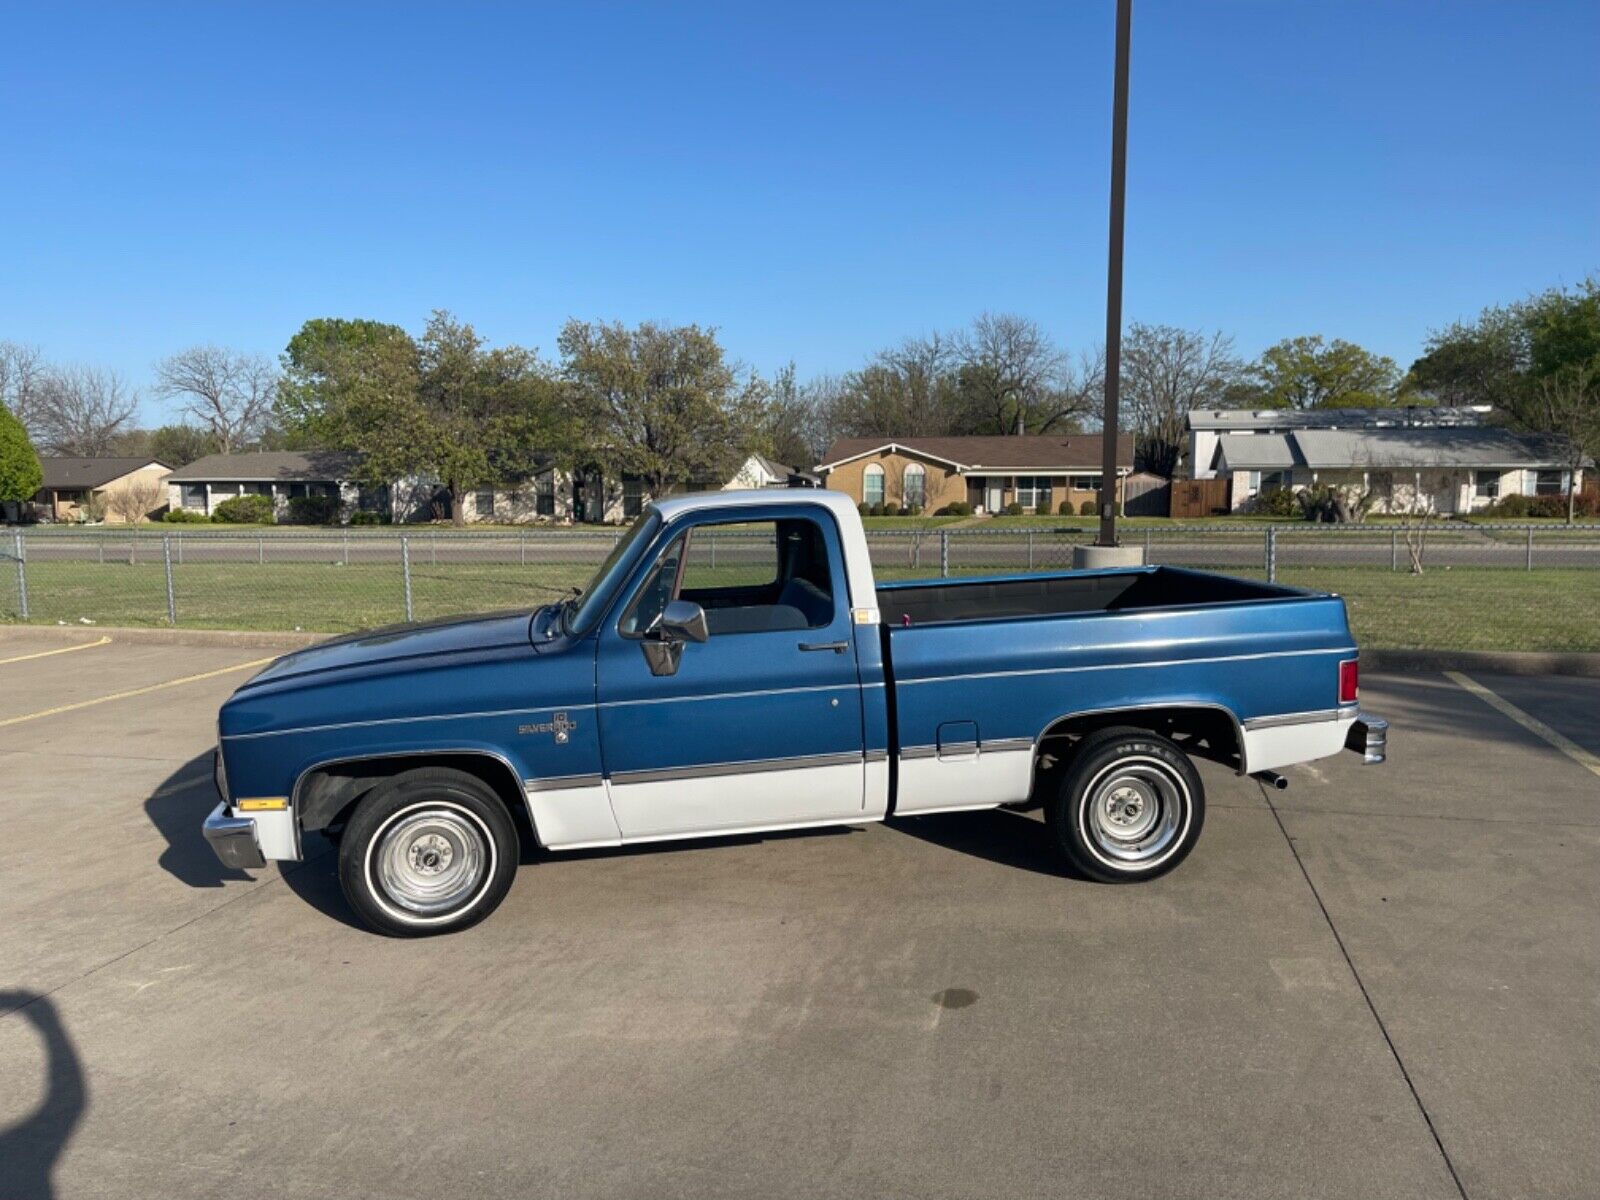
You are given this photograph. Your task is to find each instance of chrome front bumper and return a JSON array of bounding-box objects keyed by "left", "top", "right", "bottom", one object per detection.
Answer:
[
  {"left": 1345, "top": 712, "right": 1388, "bottom": 765},
  {"left": 203, "top": 802, "right": 266, "bottom": 870}
]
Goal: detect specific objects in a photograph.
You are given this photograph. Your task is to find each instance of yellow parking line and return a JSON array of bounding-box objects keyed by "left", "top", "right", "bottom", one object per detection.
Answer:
[
  {"left": 0, "top": 657, "right": 275, "bottom": 730},
  {"left": 0, "top": 635, "right": 113, "bottom": 666},
  {"left": 1445, "top": 670, "right": 1600, "bottom": 780}
]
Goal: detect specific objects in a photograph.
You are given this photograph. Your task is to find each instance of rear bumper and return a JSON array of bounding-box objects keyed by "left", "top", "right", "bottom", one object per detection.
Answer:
[
  {"left": 203, "top": 802, "right": 267, "bottom": 870},
  {"left": 1345, "top": 712, "right": 1388, "bottom": 764}
]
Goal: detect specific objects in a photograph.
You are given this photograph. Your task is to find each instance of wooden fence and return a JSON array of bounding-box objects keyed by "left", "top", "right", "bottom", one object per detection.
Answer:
[{"left": 1167, "top": 478, "right": 1231, "bottom": 519}]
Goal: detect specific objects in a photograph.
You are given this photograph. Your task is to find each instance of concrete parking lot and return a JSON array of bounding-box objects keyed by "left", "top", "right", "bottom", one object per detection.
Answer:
[{"left": 1, "top": 631, "right": 1595, "bottom": 1199}]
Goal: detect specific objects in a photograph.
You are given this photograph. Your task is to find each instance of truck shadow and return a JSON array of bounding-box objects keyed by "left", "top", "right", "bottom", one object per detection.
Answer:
[
  {"left": 889, "top": 808, "right": 1090, "bottom": 880},
  {"left": 0, "top": 991, "right": 88, "bottom": 1200},
  {"left": 143, "top": 753, "right": 254, "bottom": 888}
]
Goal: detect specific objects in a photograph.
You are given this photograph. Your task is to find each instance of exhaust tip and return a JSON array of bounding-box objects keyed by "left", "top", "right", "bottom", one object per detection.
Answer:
[{"left": 1253, "top": 770, "right": 1289, "bottom": 791}]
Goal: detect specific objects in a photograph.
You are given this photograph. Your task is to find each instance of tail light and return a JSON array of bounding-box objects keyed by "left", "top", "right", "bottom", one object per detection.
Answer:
[{"left": 1339, "top": 659, "right": 1359, "bottom": 705}]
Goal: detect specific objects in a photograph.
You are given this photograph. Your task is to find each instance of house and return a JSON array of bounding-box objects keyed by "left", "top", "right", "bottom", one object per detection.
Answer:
[
  {"left": 813, "top": 435, "right": 1135, "bottom": 514},
  {"left": 725, "top": 453, "right": 797, "bottom": 490},
  {"left": 166, "top": 451, "right": 381, "bottom": 520},
  {"left": 1188, "top": 405, "right": 1492, "bottom": 482},
  {"left": 1210, "top": 426, "right": 1585, "bottom": 514},
  {"left": 28, "top": 457, "right": 172, "bottom": 523}
]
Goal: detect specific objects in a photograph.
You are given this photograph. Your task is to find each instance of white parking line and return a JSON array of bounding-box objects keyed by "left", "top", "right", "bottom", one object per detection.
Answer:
[{"left": 1445, "top": 671, "right": 1600, "bottom": 781}]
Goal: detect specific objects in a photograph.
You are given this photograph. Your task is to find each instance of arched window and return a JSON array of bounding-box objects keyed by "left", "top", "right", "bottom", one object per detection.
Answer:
[
  {"left": 863, "top": 463, "right": 885, "bottom": 507},
  {"left": 903, "top": 463, "right": 926, "bottom": 510}
]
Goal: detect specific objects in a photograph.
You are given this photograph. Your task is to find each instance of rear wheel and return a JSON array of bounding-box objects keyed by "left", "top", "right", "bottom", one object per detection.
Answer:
[
  {"left": 1047, "top": 726, "right": 1204, "bottom": 882},
  {"left": 337, "top": 768, "right": 519, "bottom": 936}
]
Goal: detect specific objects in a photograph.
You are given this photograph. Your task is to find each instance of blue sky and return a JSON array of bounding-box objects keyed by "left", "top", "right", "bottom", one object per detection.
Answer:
[{"left": 4, "top": 1, "right": 1596, "bottom": 425}]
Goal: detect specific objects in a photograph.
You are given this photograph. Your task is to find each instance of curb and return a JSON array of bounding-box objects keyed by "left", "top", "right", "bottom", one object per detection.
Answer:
[
  {"left": 0, "top": 625, "right": 326, "bottom": 651},
  {"left": 1364, "top": 648, "right": 1600, "bottom": 679}
]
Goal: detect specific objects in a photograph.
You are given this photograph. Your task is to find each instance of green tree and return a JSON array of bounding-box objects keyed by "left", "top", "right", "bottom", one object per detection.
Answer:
[
  {"left": 1245, "top": 336, "right": 1403, "bottom": 409},
  {"left": 558, "top": 319, "right": 762, "bottom": 497},
  {"left": 147, "top": 424, "right": 219, "bottom": 467},
  {"left": 0, "top": 403, "right": 43, "bottom": 507},
  {"left": 276, "top": 314, "right": 572, "bottom": 526}
]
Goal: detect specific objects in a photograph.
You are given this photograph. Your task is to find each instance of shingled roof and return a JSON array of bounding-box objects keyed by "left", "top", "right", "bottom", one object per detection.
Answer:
[
  {"left": 816, "top": 435, "right": 1133, "bottom": 472},
  {"left": 166, "top": 450, "right": 364, "bottom": 483},
  {"left": 38, "top": 457, "right": 169, "bottom": 490}
]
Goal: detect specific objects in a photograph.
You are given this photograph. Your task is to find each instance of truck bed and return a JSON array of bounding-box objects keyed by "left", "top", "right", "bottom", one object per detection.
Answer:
[{"left": 876, "top": 565, "right": 1302, "bottom": 627}]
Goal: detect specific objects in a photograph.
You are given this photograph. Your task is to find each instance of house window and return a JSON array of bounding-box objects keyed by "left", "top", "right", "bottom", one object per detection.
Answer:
[
  {"left": 1474, "top": 471, "right": 1500, "bottom": 500},
  {"left": 1534, "top": 470, "right": 1564, "bottom": 496},
  {"left": 181, "top": 484, "right": 206, "bottom": 510},
  {"left": 1261, "top": 470, "right": 1290, "bottom": 492},
  {"left": 475, "top": 487, "right": 495, "bottom": 517},
  {"left": 1014, "top": 476, "right": 1051, "bottom": 510},
  {"left": 863, "top": 463, "right": 885, "bottom": 507},
  {"left": 902, "top": 464, "right": 926, "bottom": 510},
  {"left": 1069, "top": 475, "right": 1101, "bottom": 492},
  {"left": 622, "top": 476, "right": 646, "bottom": 518},
  {"left": 535, "top": 472, "right": 556, "bottom": 517}
]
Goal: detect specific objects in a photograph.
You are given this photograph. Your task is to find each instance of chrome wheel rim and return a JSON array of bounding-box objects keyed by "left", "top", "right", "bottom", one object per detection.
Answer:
[
  {"left": 375, "top": 807, "right": 488, "bottom": 916},
  {"left": 1082, "top": 757, "right": 1187, "bottom": 867}
]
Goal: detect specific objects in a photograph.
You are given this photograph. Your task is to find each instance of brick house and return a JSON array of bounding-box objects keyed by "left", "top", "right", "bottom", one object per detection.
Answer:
[
  {"left": 814, "top": 435, "right": 1135, "bottom": 514},
  {"left": 28, "top": 457, "right": 172, "bottom": 522}
]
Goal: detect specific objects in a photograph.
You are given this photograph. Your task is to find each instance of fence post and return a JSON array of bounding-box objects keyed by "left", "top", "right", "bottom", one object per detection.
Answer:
[
  {"left": 940, "top": 530, "right": 950, "bottom": 578},
  {"left": 1265, "top": 526, "right": 1277, "bottom": 583},
  {"left": 163, "top": 536, "right": 177, "bottom": 626},
  {"left": 258, "top": 536, "right": 264, "bottom": 565},
  {"left": 401, "top": 536, "right": 414, "bottom": 622},
  {"left": 1144, "top": 527, "right": 1152, "bottom": 562},
  {"left": 520, "top": 532, "right": 526, "bottom": 567},
  {"left": 710, "top": 535, "right": 716, "bottom": 570},
  {"left": 343, "top": 531, "right": 349, "bottom": 567},
  {"left": 1390, "top": 528, "right": 1398, "bottom": 572},
  {"left": 1027, "top": 529, "right": 1034, "bottom": 570},
  {"left": 913, "top": 530, "right": 921, "bottom": 570},
  {"left": 1526, "top": 525, "right": 1534, "bottom": 571},
  {"left": 177, "top": 532, "right": 183, "bottom": 565},
  {"left": 13, "top": 531, "right": 27, "bottom": 620}
]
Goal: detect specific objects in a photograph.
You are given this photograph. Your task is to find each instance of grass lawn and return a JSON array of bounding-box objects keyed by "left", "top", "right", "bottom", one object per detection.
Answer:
[{"left": 3, "top": 558, "right": 1593, "bottom": 651}]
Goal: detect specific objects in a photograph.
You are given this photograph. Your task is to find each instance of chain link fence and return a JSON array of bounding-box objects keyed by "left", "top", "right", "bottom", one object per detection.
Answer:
[{"left": 3, "top": 523, "right": 1596, "bottom": 651}]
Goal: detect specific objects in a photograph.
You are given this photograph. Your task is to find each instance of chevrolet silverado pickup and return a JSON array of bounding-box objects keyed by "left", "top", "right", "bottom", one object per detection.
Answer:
[{"left": 204, "top": 489, "right": 1386, "bottom": 936}]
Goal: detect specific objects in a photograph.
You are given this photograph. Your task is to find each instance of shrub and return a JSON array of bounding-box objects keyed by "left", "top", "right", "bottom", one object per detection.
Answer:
[
  {"left": 1254, "top": 486, "right": 1300, "bottom": 518},
  {"left": 1484, "top": 494, "right": 1530, "bottom": 518},
  {"left": 858, "top": 502, "right": 871, "bottom": 517},
  {"left": 1077, "top": 499, "right": 1095, "bottom": 516},
  {"left": 349, "top": 510, "right": 387, "bottom": 525},
  {"left": 1057, "top": 500, "right": 1073, "bottom": 515},
  {"left": 163, "top": 508, "right": 212, "bottom": 523},
  {"left": 1003, "top": 501, "right": 1024, "bottom": 516},
  {"left": 212, "top": 494, "right": 275, "bottom": 524},
  {"left": 937, "top": 501, "right": 972, "bottom": 517},
  {"left": 286, "top": 494, "right": 341, "bottom": 525}
]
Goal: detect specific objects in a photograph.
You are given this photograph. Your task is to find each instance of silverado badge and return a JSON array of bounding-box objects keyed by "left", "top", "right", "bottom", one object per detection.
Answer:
[{"left": 519, "top": 712, "right": 575, "bottom": 744}]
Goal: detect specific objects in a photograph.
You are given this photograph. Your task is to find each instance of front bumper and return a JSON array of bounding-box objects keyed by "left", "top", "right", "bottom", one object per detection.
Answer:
[
  {"left": 203, "top": 802, "right": 267, "bottom": 870},
  {"left": 1345, "top": 712, "right": 1388, "bottom": 764}
]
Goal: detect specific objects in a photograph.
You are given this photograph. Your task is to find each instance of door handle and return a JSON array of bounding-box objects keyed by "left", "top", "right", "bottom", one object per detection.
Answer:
[{"left": 799, "top": 640, "right": 849, "bottom": 653}]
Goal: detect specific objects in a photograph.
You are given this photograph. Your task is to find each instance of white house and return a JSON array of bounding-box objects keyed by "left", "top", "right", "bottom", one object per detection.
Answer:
[
  {"left": 1211, "top": 427, "right": 1584, "bottom": 515},
  {"left": 1188, "top": 406, "right": 1493, "bottom": 481}
]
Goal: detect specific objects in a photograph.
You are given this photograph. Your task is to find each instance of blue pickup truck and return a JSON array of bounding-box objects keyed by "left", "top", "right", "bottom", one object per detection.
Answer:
[{"left": 205, "top": 490, "right": 1385, "bottom": 935}]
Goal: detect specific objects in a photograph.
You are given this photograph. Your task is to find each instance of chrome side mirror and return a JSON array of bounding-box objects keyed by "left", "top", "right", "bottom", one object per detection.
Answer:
[
  {"left": 658, "top": 600, "right": 709, "bottom": 644},
  {"left": 640, "top": 600, "right": 709, "bottom": 676}
]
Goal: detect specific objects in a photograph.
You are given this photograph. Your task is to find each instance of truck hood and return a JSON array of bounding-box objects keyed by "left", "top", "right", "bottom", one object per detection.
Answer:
[{"left": 242, "top": 611, "right": 538, "bottom": 689}]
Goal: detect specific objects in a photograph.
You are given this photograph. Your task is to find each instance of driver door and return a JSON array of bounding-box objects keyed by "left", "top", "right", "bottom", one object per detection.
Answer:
[{"left": 595, "top": 513, "right": 866, "bottom": 840}]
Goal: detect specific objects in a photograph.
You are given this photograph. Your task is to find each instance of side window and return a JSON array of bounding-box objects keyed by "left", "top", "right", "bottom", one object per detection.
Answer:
[
  {"left": 672, "top": 518, "right": 837, "bottom": 635},
  {"left": 619, "top": 534, "right": 687, "bottom": 637}
]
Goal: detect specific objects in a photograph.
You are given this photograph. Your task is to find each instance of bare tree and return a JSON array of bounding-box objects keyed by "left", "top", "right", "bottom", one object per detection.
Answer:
[
  {"left": 103, "top": 474, "right": 167, "bottom": 524},
  {"left": 954, "top": 313, "right": 1081, "bottom": 434},
  {"left": 0, "top": 341, "right": 48, "bottom": 435},
  {"left": 154, "top": 346, "right": 276, "bottom": 453},
  {"left": 1121, "top": 324, "right": 1242, "bottom": 477},
  {"left": 32, "top": 366, "right": 139, "bottom": 455},
  {"left": 1524, "top": 363, "right": 1599, "bottom": 525},
  {"left": 824, "top": 335, "right": 963, "bottom": 440}
]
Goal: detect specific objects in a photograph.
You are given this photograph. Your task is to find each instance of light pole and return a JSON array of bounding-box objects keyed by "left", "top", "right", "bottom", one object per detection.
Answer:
[{"left": 1096, "top": 0, "right": 1132, "bottom": 548}]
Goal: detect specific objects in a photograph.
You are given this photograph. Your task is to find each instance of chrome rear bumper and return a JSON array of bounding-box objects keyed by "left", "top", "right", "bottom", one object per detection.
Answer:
[
  {"left": 1345, "top": 712, "right": 1388, "bottom": 765},
  {"left": 203, "top": 802, "right": 266, "bottom": 870}
]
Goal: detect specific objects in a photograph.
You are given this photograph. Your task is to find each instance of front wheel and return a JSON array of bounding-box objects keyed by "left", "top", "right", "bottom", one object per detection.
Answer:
[
  {"left": 1047, "top": 727, "right": 1205, "bottom": 883},
  {"left": 337, "top": 768, "right": 520, "bottom": 936}
]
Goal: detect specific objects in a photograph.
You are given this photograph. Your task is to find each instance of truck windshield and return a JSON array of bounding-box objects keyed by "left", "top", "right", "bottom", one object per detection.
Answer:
[{"left": 562, "top": 510, "right": 662, "bottom": 637}]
